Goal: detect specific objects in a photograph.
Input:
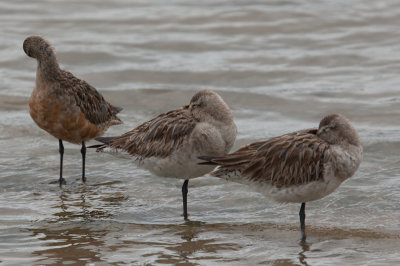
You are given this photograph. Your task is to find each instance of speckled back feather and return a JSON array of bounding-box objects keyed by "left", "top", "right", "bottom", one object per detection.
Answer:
[
  {"left": 205, "top": 128, "right": 331, "bottom": 188},
  {"left": 95, "top": 106, "right": 198, "bottom": 158},
  {"left": 58, "top": 70, "right": 122, "bottom": 126}
]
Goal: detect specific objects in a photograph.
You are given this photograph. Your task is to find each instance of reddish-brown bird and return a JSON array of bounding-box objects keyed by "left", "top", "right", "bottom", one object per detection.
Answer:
[{"left": 23, "top": 36, "right": 122, "bottom": 185}]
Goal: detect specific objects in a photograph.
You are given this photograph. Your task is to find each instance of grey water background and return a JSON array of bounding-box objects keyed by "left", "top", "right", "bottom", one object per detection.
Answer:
[{"left": 1, "top": 0, "right": 400, "bottom": 264}]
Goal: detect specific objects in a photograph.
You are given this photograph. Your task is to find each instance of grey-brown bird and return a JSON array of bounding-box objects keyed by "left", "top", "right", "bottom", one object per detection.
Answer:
[
  {"left": 199, "top": 114, "right": 362, "bottom": 241},
  {"left": 92, "top": 90, "right": 237, "bottom": 220}
]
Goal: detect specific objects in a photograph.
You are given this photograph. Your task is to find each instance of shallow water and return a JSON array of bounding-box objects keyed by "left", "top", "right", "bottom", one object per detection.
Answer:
[{"left": 1, "top": 0, "right": 400, "bottom": 265}]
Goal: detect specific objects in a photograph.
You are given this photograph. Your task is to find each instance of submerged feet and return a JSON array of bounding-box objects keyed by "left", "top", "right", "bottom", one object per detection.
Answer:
[{"left": 58, "top": 139, "right": 86, "bottom": 186}]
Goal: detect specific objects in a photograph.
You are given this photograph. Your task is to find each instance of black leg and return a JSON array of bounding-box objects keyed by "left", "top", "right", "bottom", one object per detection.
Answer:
[
  {"left": 81, "top": 141, "right": 86, "bottom": 183},
  {"left": 299, "top": 202, "right": 306, "bottom": 241},
  {"left": 182, "top": 179, "right": 189, "bottom": 220},
  {"left": 59, "top": 139, "right": 66, "bottom": 186}
]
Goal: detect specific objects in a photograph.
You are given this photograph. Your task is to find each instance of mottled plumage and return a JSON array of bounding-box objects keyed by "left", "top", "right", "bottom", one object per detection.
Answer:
[
  {"left": 200, "top": 114, "right": 362, "bottom": 240},
  {"left": 24, "top": 35, "right": 122, "bottom": 185},
  {"left": 92, "top": 90, "right": 237, "bottom": 220},
  {"left": 60, "top": 70, "right": 122, "bottom": 126},
  {"left": 204, "top": 128, "right": 330, "bottom": 188},
  {"left": 97, "top": 106, "right": 197, "bottom": 159}
]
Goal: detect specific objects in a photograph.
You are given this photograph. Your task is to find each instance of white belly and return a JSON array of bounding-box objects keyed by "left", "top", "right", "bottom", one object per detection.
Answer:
[
  {"left": 136, "top": 151, "right": 216, "bottom": 179},
  {"left": 250, "top": 173, "right": 343, "bottom": 203}
]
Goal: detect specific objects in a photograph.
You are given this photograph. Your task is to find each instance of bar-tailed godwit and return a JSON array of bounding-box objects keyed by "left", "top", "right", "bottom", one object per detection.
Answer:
[
  {"left": 91, "top": 90, "right": 237, "bottom": 220},
  {"left": 199, "top": 114, "right": 362, "bottom": 240},
  {"left": 23, "top": 36, "right": 122, "bottom": 185}
]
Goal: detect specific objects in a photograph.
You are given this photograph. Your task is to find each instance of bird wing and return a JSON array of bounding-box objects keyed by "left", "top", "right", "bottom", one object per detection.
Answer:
[
  {"left": 96, "top": 106, "right": 198, "bottom": 158},
  {"left": 60, "top": 70, "right": 122, "bottom": 126},
  {"left": 205, "top": 128, "right": 331, "bottom": 187}
]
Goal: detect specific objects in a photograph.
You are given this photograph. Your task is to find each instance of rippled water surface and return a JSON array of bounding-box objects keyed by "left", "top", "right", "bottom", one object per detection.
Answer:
[{"left": 1, "top": 0, "right": 400, "bottom": 265}]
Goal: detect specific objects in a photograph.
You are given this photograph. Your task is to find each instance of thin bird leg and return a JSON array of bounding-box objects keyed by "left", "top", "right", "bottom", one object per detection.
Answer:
[
  {"left": 182, "top": 179, "right": 189, "bottom": 220},
  {"left": 81, "top": 141, "right": 86, "bottom": 183},
  {"left": 299, "top": 202, "right": 306, "bottom": 241},
  {"left": 59, "top": 139, "right": 66, "bottom": 186}
]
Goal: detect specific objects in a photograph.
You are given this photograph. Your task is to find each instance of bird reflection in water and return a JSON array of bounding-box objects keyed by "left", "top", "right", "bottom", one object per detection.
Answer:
[
  {"left": 52, "top": 185, "right": 114, "bottom": 223},
  {"left": 299, "top": 239, "right": 311, "bottom": 266},
  {"left": 159, "top": 221, "right": 242, "bottom": 265},
  {"left": 27, "top": 184, "right": 123, "bottom": 264}
]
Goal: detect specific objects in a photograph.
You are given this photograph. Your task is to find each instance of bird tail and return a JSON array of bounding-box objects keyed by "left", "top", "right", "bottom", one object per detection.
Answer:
[
  {"left": 197, "top": 156, "right": 219, "bottom": 165},
  {"left": 198, "top": 155, "right": 245, "bottom": 183},
  {"left": 87, "top": 136, "right": 115, "bottom": 151},
  {"left": 95, "top": 136, "right": 114, "bottom": 145}
]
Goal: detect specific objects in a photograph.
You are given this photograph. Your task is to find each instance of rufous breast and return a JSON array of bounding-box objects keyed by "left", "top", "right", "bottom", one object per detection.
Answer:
[{"left": 29, "top": 83, "right": 103, "bottom": 144}]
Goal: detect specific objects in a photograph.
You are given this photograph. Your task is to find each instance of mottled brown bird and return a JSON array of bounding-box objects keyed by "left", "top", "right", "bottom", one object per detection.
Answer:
[
  {"left": 23, "top": 35, "right": 122, "bottom": 186},
  {"left": 199, "top": 114, "right": 362, "bottom": 241},
  {"left": 92, "top": 90, "right": 237, "bottom": 220}
]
